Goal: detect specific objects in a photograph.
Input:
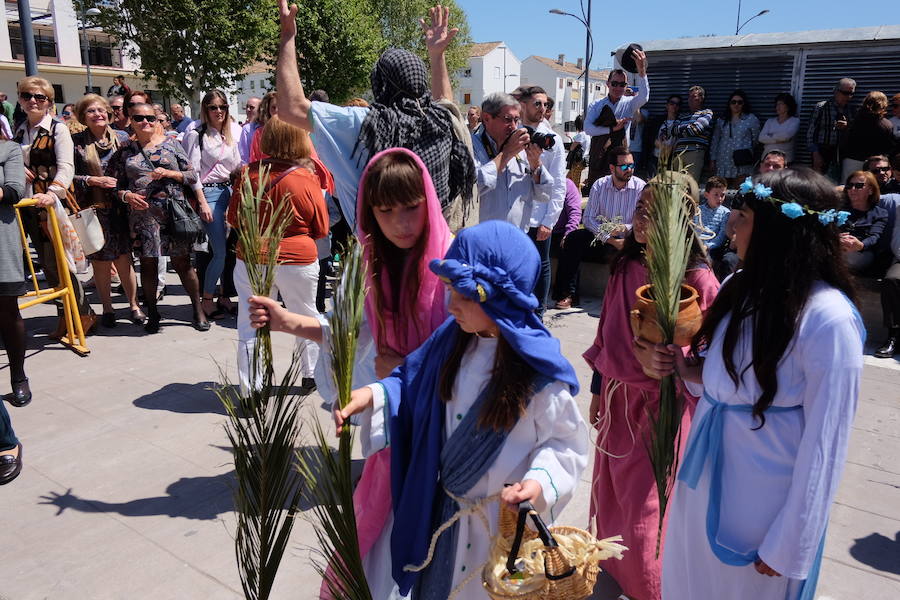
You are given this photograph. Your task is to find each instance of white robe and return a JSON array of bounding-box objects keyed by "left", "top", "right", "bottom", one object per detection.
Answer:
[
  {"left": 362, "top": 335, "right": 589, "bottom": 599},
  {"left": 663, "top": 283, "right": 864, "bottom": 599}
]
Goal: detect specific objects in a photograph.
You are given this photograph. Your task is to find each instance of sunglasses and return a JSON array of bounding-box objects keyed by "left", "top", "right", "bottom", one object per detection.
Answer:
[
  {"left": 730, "top": 99, "right": 744, "bottom": 105},
  {"left": 206, "top": 104, "right": 228, "bottom": 112},
  {"left": 667, "top": 100, "right": 681, "bottom": 106},
  {"left": 846, "top": 182, "right": 867, "bottom": 189},
  {"left": 872, "top": 166, "right": 892, "bottom": 173},
  {"left": 20, "top": 92, "right": 48, "bottom": 102},
  {"left": 609, "top": 81, "right": 628, "bottom": 88},
  {"left": 62, "top": 111, "right": 71, "bottom": 116},
  {"left": 617, "top": 163, "right": 636, "bottom": 171},
  {"left": 131, "top": 114, "right": 158, "bottom": 123},
  {"left": 111, "top": 105, "right": 123, "bottom": 111},
  {"left": 837, "top": 89, "right": 854, "bottom": 96}
]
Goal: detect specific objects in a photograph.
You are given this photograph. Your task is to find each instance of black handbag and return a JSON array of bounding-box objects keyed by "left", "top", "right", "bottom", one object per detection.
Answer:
[{"left": 732, "top": 148, "right": 755, "bottom": 167}]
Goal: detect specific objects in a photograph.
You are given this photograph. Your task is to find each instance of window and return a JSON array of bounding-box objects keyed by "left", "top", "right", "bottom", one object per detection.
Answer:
[
  {"left": 9, "top": 25, "right": 58, "bottom": 60},
  {"left": 567, "top": 79, "right": 573, "bottom": 87},
  {"left": 494, "top": 67, "right": 501, "bottom": 80},
  {"left": 250, "top": 80, "right": 256, "bottom": 89},
  {"left": 463, "top": 93, "right": 471, "bottom": 104},
  {"left": 463, "top": 68, "right": 472, "bottom": 78},
  {"left": 558, "top": 78, "right": 564, "bottom": 89},
  {"left": 52, "top": 85, "right": 64, "bottom": 103},
  {"left": 571, "top": 101, "right": 577, "bottom": 110},
  {"left": 596, "top": 84, "right": 603, "bottom": 91}
]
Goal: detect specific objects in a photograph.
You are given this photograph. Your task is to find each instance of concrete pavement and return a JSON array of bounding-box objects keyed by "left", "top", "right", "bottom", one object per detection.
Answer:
[{"left": 1, "top": 274, "right": 898, "bottom": 599}]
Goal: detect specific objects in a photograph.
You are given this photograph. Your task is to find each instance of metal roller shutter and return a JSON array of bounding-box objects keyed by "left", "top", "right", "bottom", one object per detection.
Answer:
[{"left": 796, "top": 49, "right": 900, "bottom": 165}]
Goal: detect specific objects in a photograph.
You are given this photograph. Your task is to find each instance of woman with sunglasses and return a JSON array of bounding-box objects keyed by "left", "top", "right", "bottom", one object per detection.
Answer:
[
  {"left": 183, "top": 90, "right": 243, "bottom": 319},
  {"left": 122, "top": 90, "right": 152, "bottom": 135},
  {"left": 710, "top": 90, "right": 760, "bottom": 188},
  {"left": 108, "top": 102, "right": 211, "bottom": 333},
  {"left": 840, "top": 170, "right": 889, "bottom": 275},
  {"left": 15, "top": 76, "right": 97, "bottom": 337},
  {"left": 71, "top": 94, "right": 143, "bottom": 328}
]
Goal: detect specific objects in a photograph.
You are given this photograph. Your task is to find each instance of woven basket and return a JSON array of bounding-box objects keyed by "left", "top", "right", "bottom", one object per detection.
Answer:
[{"left": 483, "top": 502, "right": 598, "bottom": 600}]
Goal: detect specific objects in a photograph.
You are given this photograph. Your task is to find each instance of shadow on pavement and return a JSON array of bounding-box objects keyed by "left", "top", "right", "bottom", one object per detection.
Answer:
[
  {"left": 849, "top": 531, "right": 900, "bottom": 575},
  {"left": 133, "top": 381, "right": 227, "bottom": 415},
  {"left": 38, "top": 472, "right": 236, "bottom": 520}
]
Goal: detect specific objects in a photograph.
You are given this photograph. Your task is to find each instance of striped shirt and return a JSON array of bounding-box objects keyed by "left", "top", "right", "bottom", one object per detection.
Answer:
[
  {"left": 584, "top": 175, "right": 646, "bottom": 235},
  {"left": 673, "top": 109, "right": 715, "bottom": 150}
]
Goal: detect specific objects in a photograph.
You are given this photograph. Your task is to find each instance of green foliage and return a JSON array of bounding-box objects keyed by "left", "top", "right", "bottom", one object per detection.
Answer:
[
  {"left": 215, "top": 167, "right": 306, "bottom": 600},
  {"left": 643, "top": 165, "right": 696, "bottom": 557},
  {"left": 88, "top": 0, "right": 277, "bottom": 105},
  {"left": 370, "top": 0, "right": 473, "bottom": 84},
  {"left": 291, "top": 0, "right": 385, "bottom": 104}
]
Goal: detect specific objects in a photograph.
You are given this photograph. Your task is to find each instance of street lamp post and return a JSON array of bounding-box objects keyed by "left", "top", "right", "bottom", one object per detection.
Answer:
[
  {"left": 550, "top": 2, "right": 593, "bottom": 119},
  {"left": 79, "top": 6, "right": 102, "bottom": 93},
  {"left": 735, "top": 1, "right": 770, "bottom": 35}
]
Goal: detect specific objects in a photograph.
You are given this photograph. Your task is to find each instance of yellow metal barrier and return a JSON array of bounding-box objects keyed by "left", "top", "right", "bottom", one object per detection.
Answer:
[{"left": 15, "top": 198, "right": 90, "bottom": 356}]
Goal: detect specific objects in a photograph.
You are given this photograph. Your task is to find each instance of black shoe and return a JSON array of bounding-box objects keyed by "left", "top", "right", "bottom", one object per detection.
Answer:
[
  {"left": 192, "top": 319, "right": 211, "bottom": 332},
  {"left": 0, "top": 443, "right": 22, "bottom": 485},
  {"left": 144, "top": 311, "right": 161, "bottom": 334},
  {"left": 874, "top": 335, "right": 898, "bottom": 359},
  {"left": 130, "top": 308, "right": 147, "bottom": 325},
  {"left": 4, "top": 379, "right": 31, "bottom": 408},
  {"left": 299, "top": 377, "right": 317, "bottom": 395},
  {"left": 101, "top": 312, "right": 117, "bottom": 328},
  {"left": 157, "top": 286, "right": 167, "bottom": 302}
]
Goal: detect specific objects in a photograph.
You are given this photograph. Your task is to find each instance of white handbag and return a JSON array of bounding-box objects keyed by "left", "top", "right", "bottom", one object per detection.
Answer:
[{"left": 71, "top": 206, "right": 105, "bottom": 257}]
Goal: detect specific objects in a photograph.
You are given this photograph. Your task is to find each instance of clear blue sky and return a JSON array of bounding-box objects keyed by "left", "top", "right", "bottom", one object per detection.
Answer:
[{"left": 455, "top": 0, "right": 897, "bottom": 69}]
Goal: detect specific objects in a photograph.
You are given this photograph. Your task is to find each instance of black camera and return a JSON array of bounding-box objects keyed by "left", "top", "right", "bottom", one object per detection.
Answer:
[{"left": 521, "top": 125, "right": 556, "bottom": 151}]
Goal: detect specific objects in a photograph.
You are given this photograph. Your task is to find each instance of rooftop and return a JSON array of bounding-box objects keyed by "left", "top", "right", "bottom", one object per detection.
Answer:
[
  {"left": 623, "top": 24, "right": 900, "bottom": 53},
  {"left": 468, "top": 41, "right": 503, "bottom": 58},
  {"left": 526, "top": 54, "right": 609, "bottom": 81}
]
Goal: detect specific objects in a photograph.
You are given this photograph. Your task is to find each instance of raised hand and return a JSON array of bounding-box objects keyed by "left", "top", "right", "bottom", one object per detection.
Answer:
[
  {"left": 278, "top": 0, "right": 298, "bottom": 40},
  {"left": 420, "top": 5, "right": 458, "bottom": 56}
]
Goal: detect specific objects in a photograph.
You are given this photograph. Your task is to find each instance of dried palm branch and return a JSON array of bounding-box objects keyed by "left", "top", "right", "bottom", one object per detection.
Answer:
[
  {"left": 215, "top": 165, "right": 306, "bottom": 600},
  {"left": 296, "top": 239, "right": 371, "bottom": 599},
  {"left": 643, "top": 160, "right": 697, "bottom": 556}
]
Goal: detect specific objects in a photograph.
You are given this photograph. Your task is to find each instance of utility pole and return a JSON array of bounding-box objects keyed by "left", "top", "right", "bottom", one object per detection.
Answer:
[{"left": 16, "top": 0, "right": 39, "bottom": 75}]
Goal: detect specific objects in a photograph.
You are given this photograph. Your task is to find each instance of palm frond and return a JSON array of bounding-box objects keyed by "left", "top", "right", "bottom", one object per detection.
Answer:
[
  {"left": 215, "top": 165, "right": 306, "bottom": 600},
  {"left": 643, "top": 158, "right": 698, "bottom": 557},
  {"left": 296, "top": 239, "right": 371, "bottom": 599}
]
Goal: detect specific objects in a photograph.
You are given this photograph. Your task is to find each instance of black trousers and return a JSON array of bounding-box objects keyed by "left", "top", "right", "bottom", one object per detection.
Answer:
[
  {"left": 552, "top": 228, "right": 617, "bottom": 301},
  {"left": 882, "top": 260, "right": 900, "bottom": 330}
]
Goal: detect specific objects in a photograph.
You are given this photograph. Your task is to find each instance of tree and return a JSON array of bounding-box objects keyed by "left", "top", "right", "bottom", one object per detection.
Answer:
[
  {"left": 289, "top": 0, "right": 384, "bottom": 104},
  {"left": 88, "top": 0, "right": 277, "bottom": 110},
  {"left": 371, "top": 0, "right": 472, "bottom": 84}
]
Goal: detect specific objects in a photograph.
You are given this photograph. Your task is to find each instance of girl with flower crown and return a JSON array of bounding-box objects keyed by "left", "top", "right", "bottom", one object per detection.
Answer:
[
  {"left": 641, "top": 168, "right": 863, "bottom": 599},
  {"left": 585, "top": 175, "right": 720, "bottom": 600},
  {"left": 247, "top": 147, "right": 452, "bottom": 599},
  {"left": 335, "top": 220, "right": 589, "bottom": 600}
]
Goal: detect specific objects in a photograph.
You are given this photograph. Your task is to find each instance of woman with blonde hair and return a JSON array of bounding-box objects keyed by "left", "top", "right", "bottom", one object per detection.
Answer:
[
  {"left": 841, "top": 91, "right": 894, "bottom": 180},
  {"left": 72, "top": 94, "right": 143, "bottom": 327},
  {"left": 15, "top": 76, "right": 96, "bottom": 336},
  {"left": 183, "top": 89, "right": 243, "bottom": 319},
  {"left": 228, "top": 115, "right": 328, "bottom": 392}
]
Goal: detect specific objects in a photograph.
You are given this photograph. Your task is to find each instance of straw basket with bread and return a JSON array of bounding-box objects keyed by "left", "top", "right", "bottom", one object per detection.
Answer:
[{"left": 482, "top": 501, "right": 627, "bottom": 600}]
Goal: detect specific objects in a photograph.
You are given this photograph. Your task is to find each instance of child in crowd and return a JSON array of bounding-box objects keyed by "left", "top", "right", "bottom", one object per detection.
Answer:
[
  {"left": 645, "top": 168, "right": 863, "bottom": 599},
  {"left": 698, "top": 176, "right": 733, "bottom": 280},
  {"left": 332, "top": 221, "right": 589, "bottom": 599},
  {"left": 247, "top": 147, "right": 451, "bottom": 599},
  {"left": 585, "top": 176, "right": 720, "bottom": 600}
]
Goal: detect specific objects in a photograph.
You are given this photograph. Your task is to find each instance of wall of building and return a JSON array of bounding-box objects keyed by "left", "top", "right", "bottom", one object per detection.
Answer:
[{"left": 455, "top": 46, "right": 521, "bottom": 110}]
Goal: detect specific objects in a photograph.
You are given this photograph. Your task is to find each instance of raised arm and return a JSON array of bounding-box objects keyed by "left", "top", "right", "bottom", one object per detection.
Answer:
[
  {"left": 421, "top": 5, "right": 458, "bottom": 101},
  {"left": 275, "top": 0, "right": 312, "bottom": 131}
]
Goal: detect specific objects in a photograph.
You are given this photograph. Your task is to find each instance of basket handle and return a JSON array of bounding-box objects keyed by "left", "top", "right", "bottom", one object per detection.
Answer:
[{"left": 506, "top": 499, "right": 558, "bottom": 575}]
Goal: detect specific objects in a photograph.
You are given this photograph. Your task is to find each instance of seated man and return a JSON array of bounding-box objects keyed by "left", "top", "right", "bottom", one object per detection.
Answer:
[{"left": 552, "top": 146, "right": 645, "bottom": 308}]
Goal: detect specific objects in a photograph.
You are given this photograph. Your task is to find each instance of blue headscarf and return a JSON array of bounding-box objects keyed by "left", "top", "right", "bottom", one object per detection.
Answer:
[{"left": 383, "top": 221, "right": 579, "bottom": 595}]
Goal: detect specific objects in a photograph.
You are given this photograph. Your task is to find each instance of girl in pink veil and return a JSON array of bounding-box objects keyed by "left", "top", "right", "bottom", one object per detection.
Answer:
[{"left": 247, "top": 147, "right": 451, "bottom": 599}]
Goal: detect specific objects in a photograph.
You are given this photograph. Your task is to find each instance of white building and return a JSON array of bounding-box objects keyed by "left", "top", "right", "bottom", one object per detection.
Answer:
[
  {"left": 520, "top": 54, "right": 609, "bottom": 133},
  {"left": 0, "top": 0, "right": 158, "bottom": 111},
  {"left": 454, "top": 41, "right": 521, "bottom": 111},
  {"left": 230, "top": 61, "right": 272, "bottom": 123}
]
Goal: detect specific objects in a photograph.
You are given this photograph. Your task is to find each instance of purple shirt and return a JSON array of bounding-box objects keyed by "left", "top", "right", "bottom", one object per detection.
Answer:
[{"left": 554, "top": 178, "right": 583, "bottom": 237}]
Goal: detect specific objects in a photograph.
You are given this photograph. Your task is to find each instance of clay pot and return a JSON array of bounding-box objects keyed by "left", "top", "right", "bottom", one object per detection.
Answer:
[{"left": 630, "top": 284, "right": 703, "bottom": 378}]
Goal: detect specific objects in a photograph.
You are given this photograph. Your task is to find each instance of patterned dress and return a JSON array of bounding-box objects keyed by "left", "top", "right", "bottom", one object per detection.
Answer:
[
  {"left": 72, "top": 128, "right": 132, "bottom": 261},
  {"left": 106, "top": 137, "right": 198, "bottom": 258},
  {"left": 710, "top": 113, "right": 761, "bottom": 179}
]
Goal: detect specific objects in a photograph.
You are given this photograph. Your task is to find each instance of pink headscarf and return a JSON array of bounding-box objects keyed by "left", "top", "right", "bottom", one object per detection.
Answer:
[{"left": 356, "top": 147, "right": 451, "bottom": 355}]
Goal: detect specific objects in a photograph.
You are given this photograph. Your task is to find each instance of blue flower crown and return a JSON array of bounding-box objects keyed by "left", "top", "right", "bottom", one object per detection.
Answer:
[{"left": 739, "top": 177, "right": 850, "bottom": 226}]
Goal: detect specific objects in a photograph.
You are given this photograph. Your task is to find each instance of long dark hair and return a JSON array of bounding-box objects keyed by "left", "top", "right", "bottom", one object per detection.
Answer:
[
  {"left": 439, "top": 326, "right": 537, "bottom": 432},
  {"left": 722, "top": 89, "right": 753, "bottom": 118},
  {"left": 692, "top": 168, "right": 856, "bottom": 427},
  {"left": 359, "top": 151, "right": 429, "bottom": 345}
]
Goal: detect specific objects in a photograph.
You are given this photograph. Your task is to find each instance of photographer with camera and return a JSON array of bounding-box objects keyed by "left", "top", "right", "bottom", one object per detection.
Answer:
[
  {"left": 472, "top": 92, "right": 553, "bottom": 232},
  {"left": 514, "top": 85, "right": 566, "bottom": 317},
  {"left": 583, "top": 48, "right": 649, "bottom": 192}
]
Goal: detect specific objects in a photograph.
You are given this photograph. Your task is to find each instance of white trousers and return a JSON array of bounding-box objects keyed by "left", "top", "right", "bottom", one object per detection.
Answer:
[{"left": 234, "top": 259, "right": 320, "bottom": 391}]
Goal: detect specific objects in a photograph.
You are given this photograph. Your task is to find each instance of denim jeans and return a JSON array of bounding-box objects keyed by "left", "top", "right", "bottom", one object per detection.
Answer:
[
  {"left": 201, "top": 185, "right": 230, "bottom": 296},
  {"left": 527, "top": 227, "right": 551, "bottom": 317},
  {"left": 0, "top": 399, "right": 18, "bottom": 451}
]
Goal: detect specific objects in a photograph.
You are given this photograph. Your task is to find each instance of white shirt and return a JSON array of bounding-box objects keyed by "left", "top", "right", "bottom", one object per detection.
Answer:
[
  {"left": 15, "top": 114, "right": 74, "bottom": 200},
  {"left": 181, "top": 120, "right": 244, "bottom": 190},
  {"left": 758, "top": 116, "right": 801, "bottom": 163},
  {"left": 573, "top": 130, "right": 590, "bottom": 157},
  {"left": 528, "top": 120, "right": 566, "bottom": 229},
  {"left": 584, "top": 73, "right": 650, "bottom": 141},
  {"left": 472, "top": 128, "right": 553, "bottom": 231}
]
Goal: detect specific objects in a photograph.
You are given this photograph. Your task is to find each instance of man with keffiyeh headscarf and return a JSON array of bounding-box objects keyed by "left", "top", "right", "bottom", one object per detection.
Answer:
[{"left": 275, "top": 1, "right": 476, "bottom": 232}]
